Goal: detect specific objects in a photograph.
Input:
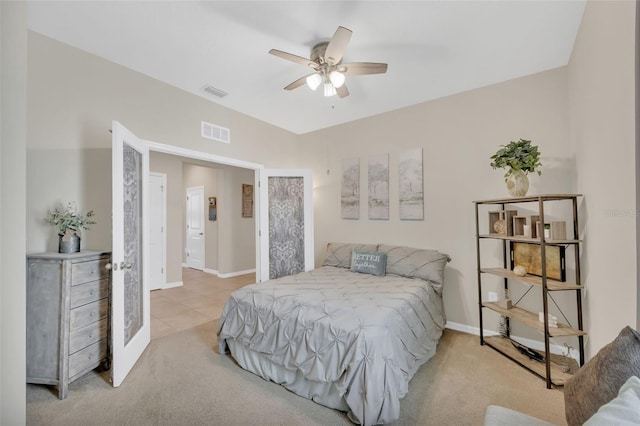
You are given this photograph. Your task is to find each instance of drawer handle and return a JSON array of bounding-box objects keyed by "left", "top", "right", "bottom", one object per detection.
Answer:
[
  {"left": 90, "top": 290, "right": 95, "bottom": 296},
  {"left": 89, "top": 312, "right": 94, "bottom": 317},
  {"left": 88, "top": 333, "right": 92, "bottom": 339}
]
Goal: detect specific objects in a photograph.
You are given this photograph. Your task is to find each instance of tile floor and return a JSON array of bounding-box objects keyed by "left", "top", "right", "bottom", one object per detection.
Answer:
[{"left": 150, "top": 267, "right": 255, "bottom": 340}]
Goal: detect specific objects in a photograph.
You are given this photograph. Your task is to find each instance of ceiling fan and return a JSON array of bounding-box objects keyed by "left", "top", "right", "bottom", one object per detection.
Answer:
[{"left": 269, "top": 26, "right": 388, "bottom": 98}]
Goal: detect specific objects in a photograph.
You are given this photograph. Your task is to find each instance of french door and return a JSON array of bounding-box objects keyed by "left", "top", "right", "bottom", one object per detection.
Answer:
[
  {"left": 111, "top": 121, "right": 150, "bottom": 387},
  {"left": 257, "top": 169, "right": 314, "bottom": 282}
]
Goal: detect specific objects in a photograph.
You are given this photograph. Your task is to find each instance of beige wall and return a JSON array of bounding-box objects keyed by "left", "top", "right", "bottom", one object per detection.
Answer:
[
  {"left": 1, "top": 2, "right": 28, "bottom": 423},
  {"left": 568, "top": 0, "right": 638, "bottom": 356},
  {"left": 299, "top": 67, "right": 574, "bottom": 337},
  {"left": 27, "top": 148, "right": 111, "bottom": 253},
  {"left": 217, "top": 166, "right": 256, "bottom": 275},
  {"left": 26, "top": 32, "right": 298, "bottom": 254}
]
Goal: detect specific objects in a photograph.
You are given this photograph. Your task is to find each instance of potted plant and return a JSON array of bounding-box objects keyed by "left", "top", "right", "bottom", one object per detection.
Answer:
[
  {"left": 490, "top": 138, "right": 542, "bottom": 197},
  {"left": 46, "top": 202, "right": 96, "bottom": 253}
]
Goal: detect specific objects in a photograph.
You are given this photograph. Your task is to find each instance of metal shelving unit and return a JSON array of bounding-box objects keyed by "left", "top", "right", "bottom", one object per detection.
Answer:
[{"left": 473, "top": 194, "right": 585, "bottom": 388}]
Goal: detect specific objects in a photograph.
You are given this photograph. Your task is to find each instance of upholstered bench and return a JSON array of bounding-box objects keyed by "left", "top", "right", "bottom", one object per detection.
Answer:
[{"left": 484, "top": 326, "right": 640, "bottom": 426}]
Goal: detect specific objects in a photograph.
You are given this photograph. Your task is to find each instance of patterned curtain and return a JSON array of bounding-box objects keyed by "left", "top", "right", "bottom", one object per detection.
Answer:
[
  {"left": 123, "top": 143, "right": 143, "bottom": 344},
  {"left": 268, "top": 177, "right": 305, "bottom": 279}
]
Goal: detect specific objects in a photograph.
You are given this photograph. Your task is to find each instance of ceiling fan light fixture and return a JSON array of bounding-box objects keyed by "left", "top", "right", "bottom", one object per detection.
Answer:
[
  {"left": 323, "top": 82, "right": 337, "bottom": 97},
  {"left": 306, "top": 73, "right": 322, "bottom": 91},
  {"left": 329, "top": 70, "right": 345, "bottom": 88},
  {"left": 270, "top": 26, "right": 387, "bottom": 99}
]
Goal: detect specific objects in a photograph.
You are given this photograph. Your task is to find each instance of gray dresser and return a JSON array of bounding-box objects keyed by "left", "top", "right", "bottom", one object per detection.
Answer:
[{"left": 26, "top": 251, "right": 112, "bottom": 399}]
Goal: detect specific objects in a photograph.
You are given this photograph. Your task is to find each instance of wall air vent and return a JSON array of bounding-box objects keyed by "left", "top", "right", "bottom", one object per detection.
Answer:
[
  {"left": 202, "top": 85, "right": 228, "bottom": 98},
  {"left": 201, "top": 121, "right": 231, "bottom": 144}
]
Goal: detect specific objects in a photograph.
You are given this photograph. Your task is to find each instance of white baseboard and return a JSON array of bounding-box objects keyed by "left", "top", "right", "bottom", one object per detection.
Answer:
[
  {"left": 445, "top": 320, "right": 579, "bottom": 362},
  {"left": 163, "top": 281, "right": 183, "bottom": 289},
  {"left": 217, "top": 268, "right": 256, "bottom": 278},
  {"left": 181, "top": 264, "right": 255, "bottom": 279}
]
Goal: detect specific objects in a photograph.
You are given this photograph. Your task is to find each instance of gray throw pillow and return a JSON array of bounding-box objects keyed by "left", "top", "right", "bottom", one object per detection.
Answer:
[
  {"left": 323, "top": 242, "right": 378, "bottom": 268},
  {"left": 564, "top": 326, "right": 640, "bottom": 426},
  {"left": 378, "top": 244, "right": 451, "bottom": 293},
  {"left": 350, "top": 250, "right": 387, "bottom": 277}
]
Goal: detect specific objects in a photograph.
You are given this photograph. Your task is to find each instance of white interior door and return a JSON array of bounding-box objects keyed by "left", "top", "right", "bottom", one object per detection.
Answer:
[
  {"left": 149, "top": 172, "right": 166, "bottom": 291},
  {"left": 257, "top": 169, "right": 314, "bottom": 282},
  {"left": 111, "top": 121, "right": 150, "bottom": 387},
  {"left": 186, "top": 186, "right": 205, "bottom": 270}
]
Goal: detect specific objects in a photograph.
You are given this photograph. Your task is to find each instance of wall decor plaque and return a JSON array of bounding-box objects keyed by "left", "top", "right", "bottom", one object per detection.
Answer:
[
  {"left": 242, "top": 184, "right": 253, "bottom": 218},
  {"left": 398, "top": 148, "right": 424, "bottom": 220},
  {"left": 341, "top": 158, "right": 360, "bottom": 219}
]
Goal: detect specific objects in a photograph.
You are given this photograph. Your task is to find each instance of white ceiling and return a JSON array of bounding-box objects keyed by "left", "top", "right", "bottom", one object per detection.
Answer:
[{"left": 27, "top": 1, "right": 586, "bottom": 135}]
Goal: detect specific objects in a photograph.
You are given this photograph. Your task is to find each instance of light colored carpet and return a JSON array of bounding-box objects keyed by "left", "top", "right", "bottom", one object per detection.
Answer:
[{"left": 27, "top": 323, "right": 566, "bottom": 425}]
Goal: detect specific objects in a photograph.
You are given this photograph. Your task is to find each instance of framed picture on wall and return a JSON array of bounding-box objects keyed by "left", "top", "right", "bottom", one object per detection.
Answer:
[
  {"left": 399, "top": 148, "right": 424, "bottom": 220},
  {"left": 208, "top": 197, "right": 217, "bottom": 221},
  {"left": 341, "top": 157, "right": 360, "bottom": 219},
  {"left": 242, "top": 184, "right": 253, "bottom": 218},
  {"left": 510, "top": 241, "right": 566, "bottom": 281}
]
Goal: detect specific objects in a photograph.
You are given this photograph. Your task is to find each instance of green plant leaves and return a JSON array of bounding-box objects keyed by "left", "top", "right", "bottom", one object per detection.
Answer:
[
  {"left": 490, "top": 138, "right": 542, "bottom": 180},
  {"left": 46, "top": 202, "right": 96, "bottom": 234}
]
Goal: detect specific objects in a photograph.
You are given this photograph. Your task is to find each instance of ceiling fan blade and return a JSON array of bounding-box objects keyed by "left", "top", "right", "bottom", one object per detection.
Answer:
[
  {"left": 324, "top": 26, "right": 352, "bottom": 65},
  {"left": 283, "top": 73, "right": 316, "bottom": 91},
  {"left": 340, "top": 62, "right": 388, "bottom": 75},
  {"left": 336, "top": 84, "right": 349, "bottom": 98},
  {"left": 269, "top": 49, "right": 318, "bottom": 69}
]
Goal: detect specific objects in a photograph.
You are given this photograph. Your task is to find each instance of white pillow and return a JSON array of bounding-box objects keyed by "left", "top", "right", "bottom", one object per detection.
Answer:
[{"left": 584, "top": 375, "right": 640, "bottom": 426}]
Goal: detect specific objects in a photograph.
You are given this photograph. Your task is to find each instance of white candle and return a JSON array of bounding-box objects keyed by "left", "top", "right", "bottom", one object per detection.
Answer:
[{"left": 523, "top": 224, "right": 531, "bottom": 238}]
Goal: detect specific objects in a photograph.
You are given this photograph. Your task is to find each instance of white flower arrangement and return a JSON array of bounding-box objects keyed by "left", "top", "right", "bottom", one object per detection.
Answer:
[{"left": 46, "top": 202, "right": 96, "bottom": 235}]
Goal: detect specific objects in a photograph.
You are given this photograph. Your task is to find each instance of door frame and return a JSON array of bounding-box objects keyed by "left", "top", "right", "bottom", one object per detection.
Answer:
[
  {"left": 258, "top": 169, "right": 314, "bottom": 281},
  {"left": 145, "top": 141, "right": 267, "bottom": 281},
  {"left": 185, "top": 185, "right": 205, "bottom": 271},
  {"left": 149, "top": 172, "right": 167, "bottom": 290}
]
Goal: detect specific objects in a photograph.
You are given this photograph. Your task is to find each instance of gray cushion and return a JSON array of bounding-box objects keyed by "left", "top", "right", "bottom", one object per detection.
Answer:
[
  {"left": 323, "top": 242, "right": 378, "bottom": 268},
  {"left": 584, "top": 375, "right": 640, "bottom": 426},
  {"left": 350, "top": 250, "right": 387, "bottom": 277},
  {"left": 377, "top": 244, "right": 451, "bottom": 293},
  {"left": 564, "top": 326, "right": 640, "bottom": 426}
]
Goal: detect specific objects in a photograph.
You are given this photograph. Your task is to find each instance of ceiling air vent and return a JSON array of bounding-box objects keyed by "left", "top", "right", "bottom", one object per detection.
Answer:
[
  {"left": 202, "top": 85, "right": 228, "bottom": 98},
  {"left": 201, "top": 121, "right": 230, "bottom": 144}
]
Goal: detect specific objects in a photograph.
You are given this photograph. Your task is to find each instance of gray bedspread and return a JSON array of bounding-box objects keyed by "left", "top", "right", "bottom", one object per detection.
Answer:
[{"left": 217, "top": 266, "right": 446, "bottom": 425}]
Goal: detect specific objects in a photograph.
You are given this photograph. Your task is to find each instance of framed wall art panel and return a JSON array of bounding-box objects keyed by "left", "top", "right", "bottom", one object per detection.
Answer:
[{"left": 510, "top": 241, "right": 566, "bottom": 282}]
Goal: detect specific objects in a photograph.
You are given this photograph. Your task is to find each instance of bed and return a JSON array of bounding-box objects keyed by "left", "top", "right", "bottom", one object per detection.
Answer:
[{"left": 217, "top": 243, "right": 451, "bottom": 425}]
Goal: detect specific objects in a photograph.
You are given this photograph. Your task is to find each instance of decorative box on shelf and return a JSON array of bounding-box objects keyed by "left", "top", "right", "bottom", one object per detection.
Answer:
[{"left": 488, "top": 210, "right": 518, "bottom": 236}]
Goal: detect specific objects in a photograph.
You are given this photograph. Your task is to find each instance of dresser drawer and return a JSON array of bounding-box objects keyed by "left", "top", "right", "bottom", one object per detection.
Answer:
[
  {"left": 72, "top": 258, "right": 110, "bottom": 286},
  {"left": 70, "top": 298, "right": 109, "bottom": 331},
  {"left": 68, "top": 339, "right": 107, "bottom": 379},
  {"left": 70, "top": 279, "right": 109, "bottom": 309},
  {"left": 69, "top": 318, "right": 108, "bottom": 354}
]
